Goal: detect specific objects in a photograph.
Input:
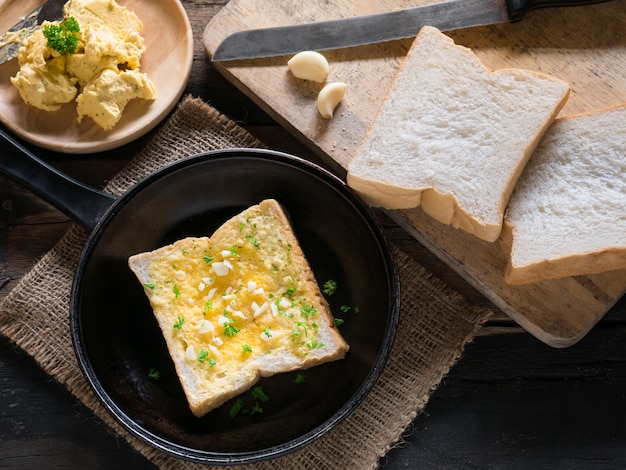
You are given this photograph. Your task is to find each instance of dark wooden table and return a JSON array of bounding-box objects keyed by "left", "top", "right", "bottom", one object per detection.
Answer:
[{"left": 1, "top": 1, "right": 625, "bottom": 468}]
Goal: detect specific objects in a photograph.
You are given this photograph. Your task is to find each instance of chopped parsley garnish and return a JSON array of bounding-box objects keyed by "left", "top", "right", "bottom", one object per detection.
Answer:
[
  {"left": 173, "top": 284, "right": 181, "bottom": 298},
  {"left": 173, "top": 316, "right": 185, "bottom": 329},
  {"left": 143, "top": 282, "right": 155, "bottom": 290},
  {"left": 340, "top": 305, "right": 360, "bottom": 314},
  {"left": 294, "top": 373, "right": 306, "bottom": 384},
  {"left": 307, "top": 341, "right": 325, "bottom": 349},
  {"left": 197, "top": 349, "right": 209, "bottom": 363},
  {"left": 229, "top": 399, "right": 244, "bottom": 420},
  {"left": 43, "top": 17, "right": 81, "bottom": 55},
  {"left": 262, "top": 327, "right": 272, "bottom": 338},
  {"left": 148, "top": 368, "right": 160, "bottom": 380},
  {"left": 300, "top": 304, "right": 317, "bottom": 319},
  {"left": 250, "top": 386, "right": 269, "bottom": 415},
  {"left": 293, "top": 321, "right": 308, "bottom": 338},
  {"left": 209, "top": 358, "right": 217, "bottom": 367},
  {"left": 246, "top": 235, "right": 260, "bottom": 248},
  {"left": 224, "top": 325, "right": 239, "bottom": 336},
  {"left": 252, "top": 386, "right": 269, "bottom": 403},
  {"left": 322, "top": 279, "right": 337, "bottom": 295},
  {"left": 242, "top": 344, "right": 252, "bottom": 354},
  {"left": 223, "top": 320, "right": 240, "bottom": 337},
  {"left": 229, "top": 387, "right": 270, "bottom": 420},
  {"left": 283, "top": 287, "right": 295, "bottom": 297},
  {"left": 274, "top": 299, "right": 285, "bottom": 315},
  {"left": 334, "top": 317, "right": 345, "bottom": 326},
  {"left": 203, "top": 255, "right": 214, "bottom": 264}
]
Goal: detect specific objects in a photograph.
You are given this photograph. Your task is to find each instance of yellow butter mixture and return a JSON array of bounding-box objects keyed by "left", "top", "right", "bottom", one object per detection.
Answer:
[
  {"left": 143, "top": 209, "right": 329, "bottom": 381},
  {"left": 10, "top": 0, "right": 156, "bottom": 130}
]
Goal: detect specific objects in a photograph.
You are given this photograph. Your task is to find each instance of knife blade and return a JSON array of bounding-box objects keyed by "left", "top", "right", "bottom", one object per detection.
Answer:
[
  {"left": 0, "top": 0, "right": 67, "bottom": 65},
  {"left": 212, "top": 0, "right": 611, "bottom": 61}
]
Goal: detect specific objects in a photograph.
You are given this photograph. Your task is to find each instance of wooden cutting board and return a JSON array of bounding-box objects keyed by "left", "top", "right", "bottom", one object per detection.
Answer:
[{"left": 203, "top": 0, "right": 626, "bottom": 348}]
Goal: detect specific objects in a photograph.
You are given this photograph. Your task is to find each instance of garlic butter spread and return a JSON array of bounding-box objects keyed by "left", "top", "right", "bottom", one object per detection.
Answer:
[
  {"left": 0, "top": 31, "right": 26, "bottom": 49},
  {"left": 10, "top": 0, "right": 155, "bottom": 130},
  {"left": 136, "top": 203, "right": 336, "bottom": 386}
]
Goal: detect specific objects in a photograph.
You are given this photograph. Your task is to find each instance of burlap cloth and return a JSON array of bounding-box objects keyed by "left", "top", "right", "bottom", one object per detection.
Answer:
[{"left": 0, "top": 96, "right": 492, "bottom": 469}]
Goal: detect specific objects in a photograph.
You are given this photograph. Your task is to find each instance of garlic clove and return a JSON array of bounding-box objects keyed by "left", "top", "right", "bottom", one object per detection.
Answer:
[
  {"left": 287, "top": 51, "right": 330, "bottom": 83},
  {"left": 317, "top": 82, "right": 347, "bottom": 119}
]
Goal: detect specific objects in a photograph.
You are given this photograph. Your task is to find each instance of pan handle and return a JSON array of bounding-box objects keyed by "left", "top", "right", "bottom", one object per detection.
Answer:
[{"left": 0, "top": 127, "right": 117, "bottom": 233}]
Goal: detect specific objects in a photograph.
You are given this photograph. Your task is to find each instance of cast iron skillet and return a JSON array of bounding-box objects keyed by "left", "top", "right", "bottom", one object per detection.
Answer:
[{"left": 0, "top": 127, "right": 399, "bottom": 465}]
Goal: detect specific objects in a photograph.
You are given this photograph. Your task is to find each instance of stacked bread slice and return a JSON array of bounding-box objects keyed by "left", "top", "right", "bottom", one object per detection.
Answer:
[
  {"left": 347, "top": 26, "right": 570, "bottom": 243},
  {"left": 503, "top": 104, "right": 626, "bottom": 284}
]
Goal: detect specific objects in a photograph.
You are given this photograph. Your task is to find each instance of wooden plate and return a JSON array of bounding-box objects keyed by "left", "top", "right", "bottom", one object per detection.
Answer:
[{"left": 0, "top": 0, "right": 193, "bottom": 153}]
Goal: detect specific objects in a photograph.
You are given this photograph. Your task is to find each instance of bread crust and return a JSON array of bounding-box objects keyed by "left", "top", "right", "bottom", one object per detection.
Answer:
[{"left": 504, "top": 248, "right": 626, "bottom": 285}]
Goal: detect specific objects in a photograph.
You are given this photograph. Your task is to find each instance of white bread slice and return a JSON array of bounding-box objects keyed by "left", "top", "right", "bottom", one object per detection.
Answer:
[
  {"left": 503, "top": 104, "right": 626, "bottom": 284},
  {"left": 128, "top": 199, "right": 349, "bottom": 417},
  {"left": 347, "top": 26, "right": 570, "bottom": 242}
]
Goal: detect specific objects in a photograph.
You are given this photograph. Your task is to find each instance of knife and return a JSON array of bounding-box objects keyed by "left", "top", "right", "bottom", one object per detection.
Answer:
[
  {"left": 0, "top": 0, "right": 67, "bottom": 65},
  {"left": 212, "top": 0, "right": 611, "bottom": 61}
]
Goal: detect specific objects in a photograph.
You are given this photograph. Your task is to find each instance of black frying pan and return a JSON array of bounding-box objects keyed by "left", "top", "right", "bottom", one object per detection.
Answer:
[{"left": 0, "top": 127, "right": 399, "bottom": 465}]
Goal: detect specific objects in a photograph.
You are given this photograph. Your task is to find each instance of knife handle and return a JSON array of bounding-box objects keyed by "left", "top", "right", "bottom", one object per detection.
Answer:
[{"left": 507, "top": 0, "right": 610, "bottom": 21}]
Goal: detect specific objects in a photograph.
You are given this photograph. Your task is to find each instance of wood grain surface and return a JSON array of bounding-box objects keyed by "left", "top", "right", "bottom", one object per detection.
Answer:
[
  {"left": 2, "top": 1, "right": 626, "bottom": 468},
  {"left": 203, "top": 0, "right": 626, "bottom": 347}
]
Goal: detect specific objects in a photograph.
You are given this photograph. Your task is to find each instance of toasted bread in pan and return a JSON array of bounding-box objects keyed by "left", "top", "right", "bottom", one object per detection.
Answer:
[{"left": 129, "top": 199, "right": 349, "bottom": 417}]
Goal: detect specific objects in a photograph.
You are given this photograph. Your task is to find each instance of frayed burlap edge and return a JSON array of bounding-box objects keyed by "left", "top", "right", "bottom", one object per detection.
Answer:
[{"left": 0, "top": 96, "right": 492, "bottom": 469}]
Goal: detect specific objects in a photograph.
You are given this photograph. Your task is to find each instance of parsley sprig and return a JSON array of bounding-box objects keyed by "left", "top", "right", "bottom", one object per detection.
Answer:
[
  {"left": 322, "top": 279, "right": 337, "bottom": 295},
  {"left": 43, "top": 17, "right": 81, "bottom": 55},
  {"left": 229, "top": 386, "right": 270, "bottom": 419}
]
